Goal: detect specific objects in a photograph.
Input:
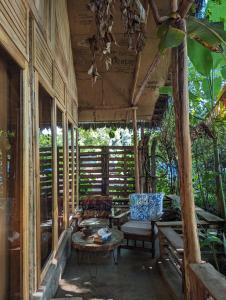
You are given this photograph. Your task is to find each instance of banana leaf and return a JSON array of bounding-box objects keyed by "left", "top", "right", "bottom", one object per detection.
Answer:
[
  {"left": 187, "top": 16, "right": 226, "bottom": 51},
  {"left": 187, "top": 37, "right": 213, "bottom": 76}
]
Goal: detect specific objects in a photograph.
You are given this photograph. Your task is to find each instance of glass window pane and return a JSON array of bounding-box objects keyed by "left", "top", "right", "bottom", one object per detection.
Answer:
[
  {"left": 0, "top": 51, "right": 22, "bottom": 299},
  {"left": 56, "top": 108, "right": 64, "bottom": 236},
  {"left": 68, "top": 123, "right": 73, "bottom": 214},
  {"left": 39, "top": 86, "right": 53, "bottom": 269}
]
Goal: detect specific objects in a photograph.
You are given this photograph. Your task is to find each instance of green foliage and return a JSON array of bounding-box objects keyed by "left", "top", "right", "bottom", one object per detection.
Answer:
[
  {"left": 207, "top": 0, "right": 226, "bottom": 30},
  {"left": 221, "top": 65, "right": 226, "bottom": 78},
  {"left": 158, "top": 24, "right": 185, "bottom": 53},
  {"left": 199, "top": 230, "right": 223, "bottom": 270},
  {"left": 78, "top": 127, "right": 133, "bottom": 146},
  {"left": 159, "top": 86, "right": 172, "bottom": 96},
  {"left": 187, "top": 16, "right": 226, "bottom": 49},
  {"left": 187, "top": 38, "right": 213, "bottom": 76}
]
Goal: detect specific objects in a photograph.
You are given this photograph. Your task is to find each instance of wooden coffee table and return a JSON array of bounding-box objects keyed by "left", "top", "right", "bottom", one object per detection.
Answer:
[{"left": 72, "top": 228, "right": 124, "bottom": 264}]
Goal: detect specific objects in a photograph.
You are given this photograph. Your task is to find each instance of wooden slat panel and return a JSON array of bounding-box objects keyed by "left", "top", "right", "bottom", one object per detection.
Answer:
[
  {"left": 54, "top": 65, "right": 65, "bottom": 104},
  {"left": 0, "top": 0, "right": 28, "bottom": 58},
  {"left": 78, "top": 146, "right": 135, "bottom": 198},
  {"left": 34, "top": 22, "right": 53, "bottom": 86}
]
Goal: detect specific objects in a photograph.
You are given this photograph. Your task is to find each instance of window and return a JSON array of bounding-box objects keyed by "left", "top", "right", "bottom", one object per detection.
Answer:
[
  {"left": 56, "top": 107, "right": 64, "bottom": 236},
  {"left": 68, "top": 122, "right": 73, "bottom": 214},
  {"left": 0, "top": 49, "right": 22, "bottom": 299},
  {"left": 39, "top": 86, "right": 53, "bottom": 269}
]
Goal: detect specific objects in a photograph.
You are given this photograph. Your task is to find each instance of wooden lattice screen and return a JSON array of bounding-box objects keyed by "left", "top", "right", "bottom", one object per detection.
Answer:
[
  {"left": 79, "top": 146, "right": 135, "bottom": 200},
  {"left": 40, "top": 145, "right": 135, "bottom": 205}
]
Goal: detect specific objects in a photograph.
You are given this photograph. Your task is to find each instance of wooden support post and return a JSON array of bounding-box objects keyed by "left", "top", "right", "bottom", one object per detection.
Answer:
[
  {"left": 132, "top": 108, "right": 140, "bottom": 193},
  {"left": 76, "top": 129, "right": 79, "bottom": 208},
  {"left": 172, "top": 18, "right": 201, "bottom": 298},
  {"left": 102, "top": 146, "right": 109, "bottom": 195},
  {"left": 52, "top": 98, "right": 58, "bottom": 250}
]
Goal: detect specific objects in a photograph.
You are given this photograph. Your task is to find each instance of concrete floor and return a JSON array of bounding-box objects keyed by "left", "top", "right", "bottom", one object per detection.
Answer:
[{"left": 55, "top": 248, "right": 173, "bottom": 300}]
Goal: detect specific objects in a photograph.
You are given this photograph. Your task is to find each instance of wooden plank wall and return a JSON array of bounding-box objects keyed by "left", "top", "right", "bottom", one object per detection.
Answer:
[
  {"left": 0, "top": 0, "right": 78, "bottom": 298},
  {"left": 79, "top": 146, "right": 135, "bottom": 201},
  {"left": 0, "top": 0, "right": 29, "bottom": 59}
]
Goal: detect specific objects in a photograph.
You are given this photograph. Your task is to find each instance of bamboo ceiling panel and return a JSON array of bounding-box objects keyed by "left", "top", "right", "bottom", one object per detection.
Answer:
[{"left": 68, "top": 0, "right": 171, "bottom": 123}]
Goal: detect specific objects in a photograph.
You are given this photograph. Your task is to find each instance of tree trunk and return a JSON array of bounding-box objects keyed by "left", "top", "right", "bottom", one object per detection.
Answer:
[
  {"left": 213, "top": 136, "right": 225, "bottom": 218},
  {"left": 150, "top": 137, "right": 157, "bottom": 192},
  {"left": 132, "top": 109, "right": 140, "bottom": 193},
  {"left": 172, "top": 19, "right": 201, "bottom": 299}
]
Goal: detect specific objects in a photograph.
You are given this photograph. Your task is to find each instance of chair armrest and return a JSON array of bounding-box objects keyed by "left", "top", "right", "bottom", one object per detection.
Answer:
[{"left": 109, "top": 210, "right": 130, "bottom": 228}]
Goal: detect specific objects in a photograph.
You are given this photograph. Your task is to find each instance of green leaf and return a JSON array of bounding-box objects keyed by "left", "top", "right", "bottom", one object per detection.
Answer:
[
  {"left": 187, "top": 16, "right": 226, "bottom": 49},
  {"left": 221, "top": 65, "right": 226, "bottom": 79},
  {"left": 189, "top": 91, "right": 199, "bottom": 102},
  {"left": 188, "top": 38, "right": 213, "bottom": 76},
  {"left": 223, "top": 233, "right": 226, "bottom": 256},
  {"left": 159, "top": 25, "right": 185, "bottom": 52},
  {"left": 213, "top": 76, "right": 222, "bottom": 99},
  {"left": 201, "top": 235, "right": 223, "bottom": 249},
  {"left": 202, "top": 78, "right": 212, "bottom": 100},
  {"left": 157, "top": 22, "right": 169, "bottom": 38},
  {"left": 159, "top": 86, "right": 172, "bottom": 96},
  {"left": 212, "top": 52, "right": 226, "bottom": 68}
]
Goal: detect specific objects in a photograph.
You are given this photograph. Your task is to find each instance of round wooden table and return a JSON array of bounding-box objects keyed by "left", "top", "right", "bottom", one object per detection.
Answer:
[{"left": 72, "top": 229, "right": 124, "bottom": 264}]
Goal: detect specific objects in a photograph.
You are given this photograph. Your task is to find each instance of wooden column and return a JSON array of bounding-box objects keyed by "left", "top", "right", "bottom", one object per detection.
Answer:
[
  {"left": 102, "top": 146, "right": 109, "bottom": 195},
  {"left": 132, "top": 108, "right": 140, "bottom": 193},
  {"left": 76, "top": 128, "right": 79, "bottom": 208},
  {"left": 172, "top": 19, "right": 201, "bottom": 298}
]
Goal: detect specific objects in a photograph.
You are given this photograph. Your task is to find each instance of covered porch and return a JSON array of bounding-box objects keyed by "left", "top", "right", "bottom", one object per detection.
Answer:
[
  {"left": 0, "top": 0, "right": 225, "bottom": 299},
  {"left": 55, "top": 0, "right": 226, "bottom": 299}
]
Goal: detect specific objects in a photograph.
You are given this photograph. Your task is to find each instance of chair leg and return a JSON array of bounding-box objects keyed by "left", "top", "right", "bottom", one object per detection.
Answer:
[
  {"left": 151, "top": 221, "right": 156, "bottom": 258},
  {"left": 151, "top": 237, "right": 156, "bottom": 258}
]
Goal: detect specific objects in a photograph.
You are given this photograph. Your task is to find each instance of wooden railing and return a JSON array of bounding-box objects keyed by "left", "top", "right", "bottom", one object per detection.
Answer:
[{"left": 189, "top": 263, "right": 226, "bottom": 300}]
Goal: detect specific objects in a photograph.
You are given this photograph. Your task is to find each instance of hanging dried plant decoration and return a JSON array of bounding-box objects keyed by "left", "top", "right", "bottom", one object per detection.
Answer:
[
  {"left": 81, "top": 0, "right": 146, "bottom": 84},
  {"left": 86, "top": 0, "right": 116, "bottom": 84},
  {"left": 120, "top": 0, "right": 146, "bottom": 53}
]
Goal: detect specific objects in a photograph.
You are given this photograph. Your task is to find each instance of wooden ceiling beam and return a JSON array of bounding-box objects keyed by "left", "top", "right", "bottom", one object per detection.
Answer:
[
  {"left": 130, "top": 0, "right": 149, "bottom": 107},
  {"left": 132, "top": 52, "right": 161, "bottom": 107},
  {"left": 149, "top": 0, "right": 169, "bottom": 25},
  {"left": 131, "top": 54, "right": 142, "bottom": 106},
  {"left": 179, "top": 0, "right": 194, "bottom": 18},
  {"left": 79, "top": 106, "right": 138, "bottom": 112}
]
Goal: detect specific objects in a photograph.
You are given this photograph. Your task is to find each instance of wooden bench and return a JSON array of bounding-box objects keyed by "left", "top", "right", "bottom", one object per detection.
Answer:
[
  {"left": 195, "top": 206, "right": 225, "bottom": 225},
  {"left": 158, "top": 226, "right": 184, "bottom": 277},
  {"left": 156, "top": 220, "right": 208, "bottom": 229},
  {"left": 159, "top": 227, "right": 184, "bottom": 254},
  {"left": 165, "top": 194, "right": 225, "bottom": 227}
]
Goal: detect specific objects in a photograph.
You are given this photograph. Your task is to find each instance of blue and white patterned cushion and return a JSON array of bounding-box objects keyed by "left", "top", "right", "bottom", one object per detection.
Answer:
[{"left": 129, "top": 193, "right": 164, "bottom": 221}]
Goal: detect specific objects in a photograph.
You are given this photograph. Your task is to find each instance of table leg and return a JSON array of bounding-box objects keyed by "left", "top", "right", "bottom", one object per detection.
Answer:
[{"left": 113, "top": 248, "right": 119, "bottom": 265}]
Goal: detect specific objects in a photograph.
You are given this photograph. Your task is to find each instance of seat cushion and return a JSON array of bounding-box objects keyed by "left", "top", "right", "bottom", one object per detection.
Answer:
[{"left": 121, "top": 220, "right": 157, "bottom": 236}]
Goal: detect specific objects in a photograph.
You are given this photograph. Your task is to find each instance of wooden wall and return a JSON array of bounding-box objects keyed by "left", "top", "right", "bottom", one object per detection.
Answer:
[{"left": 0, "top": 0, "right": 78, "bottom": 299}]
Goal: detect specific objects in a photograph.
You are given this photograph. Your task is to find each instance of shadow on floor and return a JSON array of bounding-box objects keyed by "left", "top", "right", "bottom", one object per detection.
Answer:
[{"left": 54, "top": 248, "right": 173, "bottom": 300}]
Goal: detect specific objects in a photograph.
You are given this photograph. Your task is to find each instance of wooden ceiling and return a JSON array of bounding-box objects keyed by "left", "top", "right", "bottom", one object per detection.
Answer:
[{"left": 67, "top": 0, "right": 171, "bottom": 124}]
